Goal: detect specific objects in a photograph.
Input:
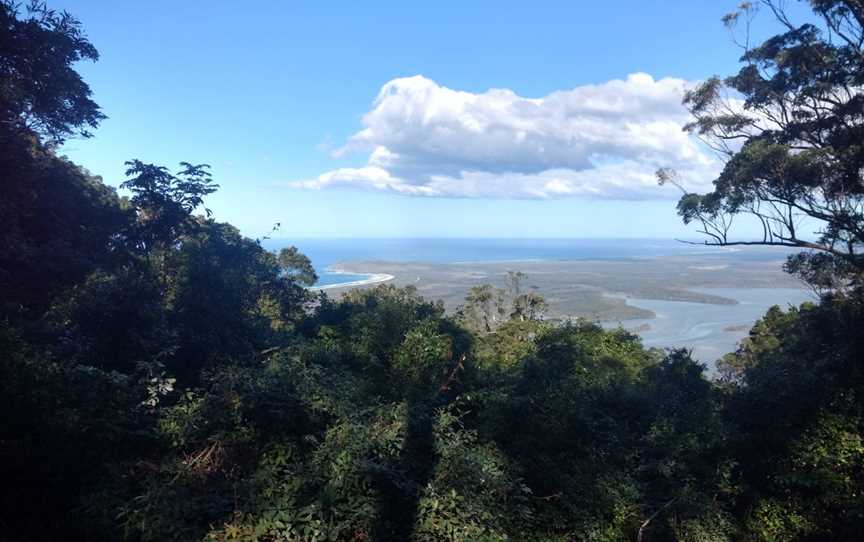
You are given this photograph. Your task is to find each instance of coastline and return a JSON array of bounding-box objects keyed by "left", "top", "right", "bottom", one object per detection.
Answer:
[
  {"left": 310, "top": 271, "right": 395, "bottom": 291},
  {"left": 314, "top": 256, "right": 803, "bottom": 322}
]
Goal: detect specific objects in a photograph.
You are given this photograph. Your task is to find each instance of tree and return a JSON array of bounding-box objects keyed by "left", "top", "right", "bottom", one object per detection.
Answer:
[
  {"left": 717, "top": 296, "right": 864, "bottom": 540},
  {"left": 659, "top": 0, "right": 864, "bottom": 291},
  {"left": 278, "top": 246, "right": 317, "bottom": 286},
  {"left": 0, "top": 1, "right": 124, "bottom": 319},
  {"left": 0, "top": 1, "right": 104, "bottom": 143},
  {"left": 506, "top": 271, "right": 548, "bottom": 321},
  {"left": 0, "top": 129, "right": 128, "bottom": 319},
  {"left": 512, "top": 289, "right": 548, "bottom": 321},
  {"left": 505, "top": 270, "right": 527, "bottom": 300},
  {"left": 461, "top": 274, "right": 548, "bottom": 333},
  {"left": 120, "top": 160, "right": 218, "bottom": 254},
  {"left": 463, "top": 284, "right": 504, "bottom": 332},
  {"left": 161, "top": 220, "right": 313, "bottom": 382}
]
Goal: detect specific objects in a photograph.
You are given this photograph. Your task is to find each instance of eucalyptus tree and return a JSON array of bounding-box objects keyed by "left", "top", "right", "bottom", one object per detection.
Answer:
[
  {"left": 659, "top": 0, "right": 864, "bottom": 291},
  {"left": 464, "top": 284, "right": 505, "bottom": 333}
]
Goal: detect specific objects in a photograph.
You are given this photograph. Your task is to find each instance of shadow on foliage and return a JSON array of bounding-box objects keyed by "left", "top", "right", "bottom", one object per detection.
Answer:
[{"left": 372, "top": 399, "right": 438, "bottom": 540}]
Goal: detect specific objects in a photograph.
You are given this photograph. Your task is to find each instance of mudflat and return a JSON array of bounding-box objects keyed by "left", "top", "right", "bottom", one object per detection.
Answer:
[{"left": 324, "top": 253, "right": 805, "bottom": 322}]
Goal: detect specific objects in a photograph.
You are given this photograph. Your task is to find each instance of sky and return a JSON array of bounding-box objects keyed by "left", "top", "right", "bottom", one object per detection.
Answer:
[{"left": 53, "top": 0, "right": 813, "bottom": 239}]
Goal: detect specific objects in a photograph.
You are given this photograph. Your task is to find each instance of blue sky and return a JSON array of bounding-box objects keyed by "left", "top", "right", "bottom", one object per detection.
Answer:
[{"left": 54, "top": 1, "right": 811, "bottom": 239}]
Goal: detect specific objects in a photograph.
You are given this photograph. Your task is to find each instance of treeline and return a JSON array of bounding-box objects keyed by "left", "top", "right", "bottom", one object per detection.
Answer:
[{"left": 2, "top": 1, "right": 864, "bottom": 541}]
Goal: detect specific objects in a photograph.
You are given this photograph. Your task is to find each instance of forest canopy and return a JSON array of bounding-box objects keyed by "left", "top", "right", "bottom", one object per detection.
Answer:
[{"left": 1, "top": 1, "right": 863, "bottom": 541}]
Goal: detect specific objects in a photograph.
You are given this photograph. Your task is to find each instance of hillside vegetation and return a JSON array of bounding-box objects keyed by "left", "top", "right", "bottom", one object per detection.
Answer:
[{"left": 2, "top": 1, "right": 863, "bottom": 540}]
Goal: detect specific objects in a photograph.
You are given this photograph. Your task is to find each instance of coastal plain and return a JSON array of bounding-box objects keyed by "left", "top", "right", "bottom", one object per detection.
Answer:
[
  {"left": 324, "top": 252, "right": 806, "bottom": 321},
  {"left": 321, "top": 251, "right": 815, "bottom": 367}
]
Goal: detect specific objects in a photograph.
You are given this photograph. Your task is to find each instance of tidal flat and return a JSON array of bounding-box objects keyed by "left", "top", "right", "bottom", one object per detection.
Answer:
[
  {"left": 327, "top": 254, "right": 804, "bottom": 319},
  {"left": 608, "top": 287, "right": 816, "bottom": 370},
  {"left": 324, "top": 252, "right": 812, "bottom": 367}
]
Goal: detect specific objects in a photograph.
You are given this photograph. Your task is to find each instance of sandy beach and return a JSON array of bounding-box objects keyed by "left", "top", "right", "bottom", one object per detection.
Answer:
[{"left": 311, "top": 272, "right": 394, "bottom": 291}]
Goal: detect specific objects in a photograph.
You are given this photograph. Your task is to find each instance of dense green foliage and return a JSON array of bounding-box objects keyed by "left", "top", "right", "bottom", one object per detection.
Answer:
[
  {"left": 0, "top": 0, "right": 104, "bottom": 142},
  {"left": 2, "top": 1, "right": 863, "bottom": 540}
]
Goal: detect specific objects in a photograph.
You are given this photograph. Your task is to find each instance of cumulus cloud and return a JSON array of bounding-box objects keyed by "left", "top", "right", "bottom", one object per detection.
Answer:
[{"left": 291, "top": 73, "right": 721, "bottom": 199}]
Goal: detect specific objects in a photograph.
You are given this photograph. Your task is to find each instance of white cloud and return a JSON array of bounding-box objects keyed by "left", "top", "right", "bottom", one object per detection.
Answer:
[{"left": 292, "top": 73, "right": 720, "bottom": 199}]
